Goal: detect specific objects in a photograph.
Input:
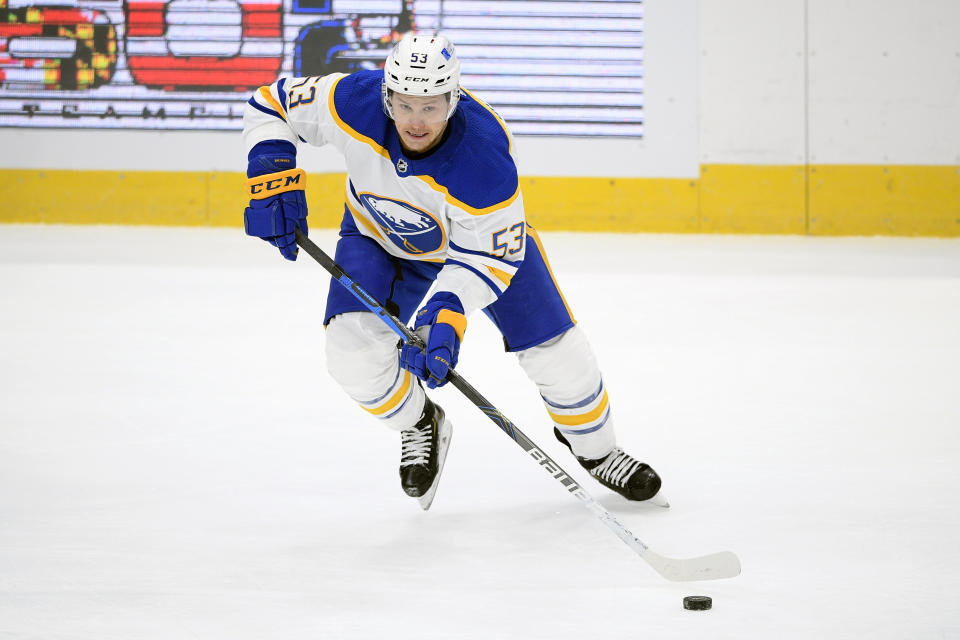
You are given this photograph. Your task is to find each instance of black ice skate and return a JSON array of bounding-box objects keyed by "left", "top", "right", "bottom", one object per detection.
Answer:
[
  {"left": 399, "top": 397, "right": 452, "bottom": 510},
  {"left": 554, "top": 427, "right": 667, "bottom": 506}
]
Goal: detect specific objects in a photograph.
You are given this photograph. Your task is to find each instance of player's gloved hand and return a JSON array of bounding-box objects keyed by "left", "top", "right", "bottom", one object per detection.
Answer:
[
  {"left": 399, "top": 292, "right": 466, "bottom": 389},
  {"left": 244, "top": 140, "right": 308, "bottom": 261}
]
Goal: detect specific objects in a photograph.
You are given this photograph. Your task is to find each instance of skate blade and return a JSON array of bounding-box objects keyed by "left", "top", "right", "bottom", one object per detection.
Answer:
[
  {"left": 418, "top": 418, "right": 453, "bottom": 511},
  {"left": 647, "top": 491, "right": 670, "bottom": 509}
]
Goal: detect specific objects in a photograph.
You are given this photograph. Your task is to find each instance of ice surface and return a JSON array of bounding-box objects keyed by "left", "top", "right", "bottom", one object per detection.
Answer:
[{"left": 1, "top": 225, "right": 959, "bottom": 639}]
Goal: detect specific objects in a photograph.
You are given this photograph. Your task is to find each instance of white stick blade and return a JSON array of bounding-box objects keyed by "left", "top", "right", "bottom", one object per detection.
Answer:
[{"left": 643, "top": 550, "right": 741, "bottom": 582}]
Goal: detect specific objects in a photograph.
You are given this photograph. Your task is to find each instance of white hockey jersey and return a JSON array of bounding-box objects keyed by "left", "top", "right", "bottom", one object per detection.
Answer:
[{"left": 243, "top": 69, "right": 526, "bottom": 316}]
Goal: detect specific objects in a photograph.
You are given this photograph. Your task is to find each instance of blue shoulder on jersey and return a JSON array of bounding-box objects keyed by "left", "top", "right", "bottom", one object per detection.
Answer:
[
  {"left": 332, "top": 69, "right": 392, "bottom": 148},
  {"left": 332, "top": 69, "right": 519, "bottom": 211},
  {"left": 430, "top": 90, "right": 519, "bottom": 211}
]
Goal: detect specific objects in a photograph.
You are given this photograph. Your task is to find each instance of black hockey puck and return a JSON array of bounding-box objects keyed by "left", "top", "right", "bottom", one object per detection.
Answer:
[{"left": 683, "top": 596, "right": 712, "bottom": 611}]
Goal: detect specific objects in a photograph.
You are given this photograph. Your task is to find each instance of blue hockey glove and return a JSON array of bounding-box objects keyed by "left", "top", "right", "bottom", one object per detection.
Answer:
[
  {"left": 400, "top": 292, "right": 466, "bottom": 389},
  {"left": 244, "top": 140, "right": 308, "bottom": 261}
]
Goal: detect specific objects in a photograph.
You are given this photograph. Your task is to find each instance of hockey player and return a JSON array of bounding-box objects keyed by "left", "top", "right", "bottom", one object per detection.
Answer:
[{"left": 242, "top": 33, "right": 663, "bottom": 508}]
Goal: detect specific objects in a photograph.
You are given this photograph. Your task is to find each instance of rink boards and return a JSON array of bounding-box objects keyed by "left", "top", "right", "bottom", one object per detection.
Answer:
[{"left": 1, "top": 163, "right": 957, "bottom": 236}]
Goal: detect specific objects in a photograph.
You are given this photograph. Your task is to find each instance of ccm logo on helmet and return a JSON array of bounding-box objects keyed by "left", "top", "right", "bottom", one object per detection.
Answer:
[{"left": 404, "top": 77, "right": 429, "bottom": 82}]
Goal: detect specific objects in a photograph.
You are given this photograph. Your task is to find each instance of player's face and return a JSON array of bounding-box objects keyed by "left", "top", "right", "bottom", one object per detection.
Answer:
[{"left": 391, "top": 93, "right": 449, "bottom": 154}]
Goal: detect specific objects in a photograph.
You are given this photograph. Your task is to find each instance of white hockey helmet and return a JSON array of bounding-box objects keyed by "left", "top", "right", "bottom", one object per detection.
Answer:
[{"left": 382, "top": 32, "right": 461, "bottom": 120}]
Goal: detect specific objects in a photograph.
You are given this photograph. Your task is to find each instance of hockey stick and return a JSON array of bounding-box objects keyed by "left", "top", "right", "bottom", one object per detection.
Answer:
[{"left": 294, "top": 229, "right": 741, "bottom": 582}]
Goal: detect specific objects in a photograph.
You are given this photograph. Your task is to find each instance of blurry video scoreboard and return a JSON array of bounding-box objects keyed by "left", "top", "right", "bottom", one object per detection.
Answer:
[{"left": 0, "top": 0, "right": 644, "bottom": 136}]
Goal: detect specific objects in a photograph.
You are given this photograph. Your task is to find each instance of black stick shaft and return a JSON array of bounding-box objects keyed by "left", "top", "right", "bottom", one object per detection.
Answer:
[
  {"left": 294, "top": 229, "right": 583, "bottom": 471},
  {"left": 292, "top": 229, "right": 747, "bottom": 582}
]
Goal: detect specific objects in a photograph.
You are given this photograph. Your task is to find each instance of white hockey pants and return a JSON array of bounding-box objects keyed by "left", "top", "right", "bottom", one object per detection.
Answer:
[
  {"left": 515, "top": 325, "right": 616, "bottom": 460},
  {"left": 325, "top": 312, "right": 426, "bottom": 431},
  {"left": 326, "top": 313, "right": 616, "bottom": 459}
]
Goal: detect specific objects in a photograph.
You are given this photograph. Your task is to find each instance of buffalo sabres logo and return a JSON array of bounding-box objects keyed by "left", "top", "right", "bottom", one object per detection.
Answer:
[
  {"left": 358, "top": 193, "right": 444, "bottom": 255},
  {"left": 396, "top": 158, "right": 408, "bottom": 173}
]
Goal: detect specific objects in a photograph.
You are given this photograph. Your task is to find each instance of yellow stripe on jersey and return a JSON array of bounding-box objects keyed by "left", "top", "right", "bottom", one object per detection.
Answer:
[
  {"left": 328, "top": 76, "right": 392, "bottom": 161},
  {"left": 416, "top": 174, "right": 520, "bottom": 216},
  {"left": 486, "top": 265, "right": 513, "bottom": 287},
  {"left": 548, "top": 391, "right": 609, "bottom": 426},
  {"left": 363, "top": 370, "right": 412, "bottom": 416},
  {"left": 526, "top": 226, "right": 576, "bottom": 324},
  {"left": 258, "top": 86, "right": 286, "bottom": 121}
]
